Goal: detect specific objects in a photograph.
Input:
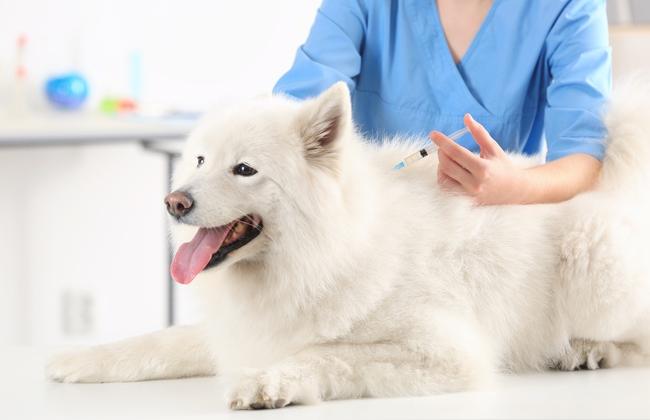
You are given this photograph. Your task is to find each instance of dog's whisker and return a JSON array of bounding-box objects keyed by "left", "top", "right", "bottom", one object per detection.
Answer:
[{"left": 265, "top": 175, "right": 313, "bottom": 226}]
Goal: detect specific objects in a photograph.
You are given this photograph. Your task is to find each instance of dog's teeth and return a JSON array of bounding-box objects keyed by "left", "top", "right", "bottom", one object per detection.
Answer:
[{"left": 234, "top": 222, "right": 245, "bottom": 234}]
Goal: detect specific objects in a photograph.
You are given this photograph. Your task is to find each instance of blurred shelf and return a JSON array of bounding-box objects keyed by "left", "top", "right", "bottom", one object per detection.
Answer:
[{"left": 0, "top": 113, "right": 196, "bottom": 147}]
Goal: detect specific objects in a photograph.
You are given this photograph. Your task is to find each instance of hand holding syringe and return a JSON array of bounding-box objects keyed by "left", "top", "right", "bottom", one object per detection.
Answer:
[{"left": 393, "top": 127, "right": 469, "bottom": 171}]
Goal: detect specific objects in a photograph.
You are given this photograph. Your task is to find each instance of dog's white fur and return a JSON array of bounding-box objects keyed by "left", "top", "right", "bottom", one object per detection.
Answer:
[{"left": 48, "top": 82, "right": 650, "bottom": 409}]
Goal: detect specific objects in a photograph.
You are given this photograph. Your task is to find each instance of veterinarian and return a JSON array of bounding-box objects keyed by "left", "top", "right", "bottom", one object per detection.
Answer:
[{"left": 274, "top": 0, "right": 611, "bottom": 205}]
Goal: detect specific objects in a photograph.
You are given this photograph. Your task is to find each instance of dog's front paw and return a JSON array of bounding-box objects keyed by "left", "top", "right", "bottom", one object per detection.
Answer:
[
  {"left": 228, "top": 368, "right": 319, "bottom": 410},
  {"left": 46, "top": 346, "right": 110, "bottom": 383},
  {"left": 553, "top": 339, "right": 621, "bottom": 371}
]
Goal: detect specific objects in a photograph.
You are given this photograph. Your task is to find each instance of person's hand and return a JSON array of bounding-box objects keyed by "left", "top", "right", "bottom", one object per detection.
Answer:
[{"left": 430, "top": 114, "right": 529, "bottom": 205}]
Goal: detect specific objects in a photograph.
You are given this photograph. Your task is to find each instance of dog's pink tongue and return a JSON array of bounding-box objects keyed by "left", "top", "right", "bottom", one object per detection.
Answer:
[{"left": 171, "top": 226, "right": 231, "bottom": 284}]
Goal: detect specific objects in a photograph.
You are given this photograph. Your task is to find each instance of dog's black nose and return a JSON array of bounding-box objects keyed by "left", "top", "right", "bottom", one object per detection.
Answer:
[{"left": 165, "top": 191, "right": 194, "bottom": 218}]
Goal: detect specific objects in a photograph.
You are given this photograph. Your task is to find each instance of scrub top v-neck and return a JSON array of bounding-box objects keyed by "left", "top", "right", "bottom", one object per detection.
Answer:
[
  {"left": 409, "top": 2, "right": 497, "bottom": 119},
  {"left": 274, "top": 0, "right": 611, "bottom": 161}
]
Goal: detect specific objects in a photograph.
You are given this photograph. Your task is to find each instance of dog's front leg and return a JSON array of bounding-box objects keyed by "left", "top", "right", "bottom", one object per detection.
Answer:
[
  {"left": 47, "top": 325, "right": 215, "bottom": 383},
  {"left": 228, "top": 337, "right": 491, "bottom": 410}
]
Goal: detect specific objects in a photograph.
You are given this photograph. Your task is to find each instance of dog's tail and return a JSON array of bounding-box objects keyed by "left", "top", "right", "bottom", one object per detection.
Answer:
[{"left": 598, "top": 77, "right": 650, "bottom": 192}]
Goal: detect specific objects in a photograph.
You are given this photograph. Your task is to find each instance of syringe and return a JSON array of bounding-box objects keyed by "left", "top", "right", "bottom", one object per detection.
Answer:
[{"left": 392, "top": 127, "right": 469, "bottom": 171}]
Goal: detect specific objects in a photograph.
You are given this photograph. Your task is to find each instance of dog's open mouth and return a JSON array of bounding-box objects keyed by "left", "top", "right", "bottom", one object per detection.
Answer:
[{"left": 170, "top": 214, "right": 263, "bottom": 284}]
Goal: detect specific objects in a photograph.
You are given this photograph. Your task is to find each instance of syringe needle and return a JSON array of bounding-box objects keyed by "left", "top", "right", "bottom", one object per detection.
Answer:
[{"left": 392, "top": 127, "right": 469, "bottom": 171}]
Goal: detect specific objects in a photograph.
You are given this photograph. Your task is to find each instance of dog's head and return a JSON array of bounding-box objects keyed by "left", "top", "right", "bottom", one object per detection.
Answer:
[{"left": 166, "top": 82, "right": 353, "bottom": 284}]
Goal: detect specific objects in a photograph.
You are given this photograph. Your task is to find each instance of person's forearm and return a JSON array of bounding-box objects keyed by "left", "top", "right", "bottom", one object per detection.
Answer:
[{"left": 518, "top": 154, "right": 602, "bottom": 204}]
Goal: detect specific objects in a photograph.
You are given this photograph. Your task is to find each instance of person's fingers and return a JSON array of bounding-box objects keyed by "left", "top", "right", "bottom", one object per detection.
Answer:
[
  {"left": 437, "top": 169, "right": 462, "bottom": 191},
  {"left": 464, "top": 113, "right": 501, "bottom": 158},
  {"left": 430, "top": 131, "right": 486, "bottom": 175},
  {"left": 437, "top": 149, "right": 479, "bottom": 193}
]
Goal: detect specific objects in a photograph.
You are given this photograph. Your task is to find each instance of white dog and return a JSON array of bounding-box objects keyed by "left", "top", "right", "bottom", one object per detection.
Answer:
[{"left": 48, "top": 82, "right": 650, "bottom": 410}]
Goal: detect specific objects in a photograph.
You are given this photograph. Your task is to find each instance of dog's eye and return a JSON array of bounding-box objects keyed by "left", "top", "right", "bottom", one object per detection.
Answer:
[
  {"left": 232, "top": 162, "right": 257, "bottom": 177},
  {"left": 196, "top": 156, "right": 205, "bottom": 168}
]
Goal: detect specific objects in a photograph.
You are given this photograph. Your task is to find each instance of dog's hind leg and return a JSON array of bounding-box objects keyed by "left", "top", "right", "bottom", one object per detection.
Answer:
[
  {"left": 551, "top": 338, "right": 622, "bottom": 371},
  {"left": 551, "top": 337, "right": 650, "bottom": 371},
  {"left": 47, "top": 325, "right": 215, "bottom": 383},
  {"left": 559, "top": 210, "right": 650, "bottom": 343},
  {"left": 228, "top": 317, "right": 492, "bottom": 410}
]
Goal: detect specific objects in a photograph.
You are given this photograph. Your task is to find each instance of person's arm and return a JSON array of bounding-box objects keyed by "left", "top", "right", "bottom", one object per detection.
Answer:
[
  {"left": 544, "top": 0, "right": 611, "bottom": 163},
  {"left": 519, "top": 154, "right": 601, "bottom": 204},
  {"left": 432, "top": 115, "right": 602, "bottom": 205},
  {"left": 273, "top": 0, "right": 367, "bottom": 99},
  {"left": 434, "top": 0, "right": 610, "bottom": 205}
]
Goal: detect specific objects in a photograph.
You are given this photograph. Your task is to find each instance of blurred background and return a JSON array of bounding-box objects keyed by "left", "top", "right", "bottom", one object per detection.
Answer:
[{"left": 0, "top": 0, "right": 649, "bottom": 348}]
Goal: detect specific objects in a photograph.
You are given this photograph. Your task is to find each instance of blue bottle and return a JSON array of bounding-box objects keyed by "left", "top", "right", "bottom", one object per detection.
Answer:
[{"left": 45, "top": 73, "right": 89, "bottom": 110}]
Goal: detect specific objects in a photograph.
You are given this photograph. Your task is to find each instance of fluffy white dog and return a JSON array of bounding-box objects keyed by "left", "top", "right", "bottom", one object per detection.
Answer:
[{"left": 48, "top": 82, "right": 650, "bottom": 410}]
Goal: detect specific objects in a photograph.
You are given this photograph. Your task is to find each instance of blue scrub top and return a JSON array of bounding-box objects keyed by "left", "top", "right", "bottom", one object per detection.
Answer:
[{"left": 273, "top": 0, "right": 611, "bottom": 161}]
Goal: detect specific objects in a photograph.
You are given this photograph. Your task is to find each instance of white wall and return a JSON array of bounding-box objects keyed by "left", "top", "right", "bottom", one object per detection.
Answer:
[
  {"left": 610, "top": 26, "right": 650, "bottom": 79},
  {"left": 0, "top": 0, "right": 320, "bottom": 346},
  {"left": 0, "top": 0, "right": 321, "bottom": 110}
]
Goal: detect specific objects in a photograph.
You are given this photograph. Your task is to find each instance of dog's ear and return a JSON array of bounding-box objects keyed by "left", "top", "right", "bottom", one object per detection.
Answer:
[{"left": 296, "top": 82, "right": 352, "bottom": 171}]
